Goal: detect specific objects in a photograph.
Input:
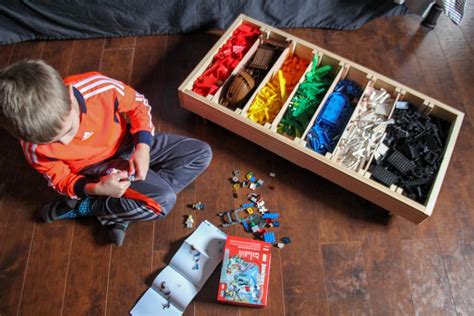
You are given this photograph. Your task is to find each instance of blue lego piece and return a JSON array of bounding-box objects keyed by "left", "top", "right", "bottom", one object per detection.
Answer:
[
  {"left": 281, "top": 237, "right": 291, "bottom": 244},
  {"left": 249, "top": 176, "right": 256, "bottom": 182},
  {"left": 241, "top": 221, "right": 250, "bottom": 232},
  {"left": 241, "top": 202, "right": 254, "bottom": 208},
  {"left": 263, "top": 232, "right": 276, "bottom": 244},
  {"left": 273, "top": 221, "right": 280, "bottom": 227},
  {"left": 262, "top": 212, "right": 280, "bottom": 219}
]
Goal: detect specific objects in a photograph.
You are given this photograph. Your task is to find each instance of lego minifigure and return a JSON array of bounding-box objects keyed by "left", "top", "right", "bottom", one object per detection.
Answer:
[
  {"left": 191, "top": 201, "right": 205, "bottom": 210},
  {"left": 185, "top": 215, "right": 194, "bottom": 228}
]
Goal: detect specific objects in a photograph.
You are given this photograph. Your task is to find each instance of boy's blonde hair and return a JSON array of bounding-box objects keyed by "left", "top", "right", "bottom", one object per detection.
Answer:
[{"left": 0, "top": 59, "right": 70, "bottom": 143}]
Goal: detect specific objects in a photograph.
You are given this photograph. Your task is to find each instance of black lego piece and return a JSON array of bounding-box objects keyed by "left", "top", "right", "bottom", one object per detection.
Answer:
[
  {"left": 371, "top": 165, "right": 398, "bottom": 187},
  {"left": 386, "top": 150, "right": 415, "bottom": 175}
]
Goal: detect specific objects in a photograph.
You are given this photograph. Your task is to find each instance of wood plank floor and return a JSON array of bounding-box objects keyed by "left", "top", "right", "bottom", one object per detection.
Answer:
[{"left": 1, "top": 12, "right": 473, "bottom": 316}]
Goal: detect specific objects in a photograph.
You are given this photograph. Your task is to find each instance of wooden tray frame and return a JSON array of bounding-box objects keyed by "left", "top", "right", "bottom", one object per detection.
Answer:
[{"left": 178, "top": 14, "right": 464, "bottom": 224}]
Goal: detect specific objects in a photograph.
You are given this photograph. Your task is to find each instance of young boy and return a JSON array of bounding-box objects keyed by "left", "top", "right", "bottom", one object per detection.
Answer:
[{"left": 0, "top": 59, "right": 212, "bottom": 246}]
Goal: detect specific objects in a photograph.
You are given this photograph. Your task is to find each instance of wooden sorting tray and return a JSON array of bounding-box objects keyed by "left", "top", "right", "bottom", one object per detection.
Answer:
[{"left": 178, "top": 14, "right": 464, "bottom": 224}]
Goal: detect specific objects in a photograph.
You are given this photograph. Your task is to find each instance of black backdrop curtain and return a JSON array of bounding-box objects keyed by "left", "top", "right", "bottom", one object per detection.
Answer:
[{"left": 0, "top": 1, "right": 408, "bottom": 45}]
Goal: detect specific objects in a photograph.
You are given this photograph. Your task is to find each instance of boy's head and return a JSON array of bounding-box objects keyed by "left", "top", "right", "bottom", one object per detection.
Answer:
[{"left": 0, "top": 59, "right": 78, "bottom": 144}]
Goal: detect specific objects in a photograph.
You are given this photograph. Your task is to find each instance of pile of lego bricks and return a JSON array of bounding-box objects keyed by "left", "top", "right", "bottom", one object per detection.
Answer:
[
  {"left": 246, "top": 53, "right": 310, "bottom": 125},
  {"left": 218, "top": 170, "right": 291, "bottom": 249},
  {"left": 369, "top": 102, "right": 449, "bottom": 203},
  {"left": 192, "top": 24, "right": 261, "bottom": 97},
  {"left": 306, "top": 79, "right": 363, "bottom": 155},
  {"left": 332, "top": 87, "right": 395, "bottom": 172},
  {"left": 278, "top": 55, "right": 335, "bottom": 138},
  {"left": 219, "top": 36, "right": 290, "bottom": 109}
]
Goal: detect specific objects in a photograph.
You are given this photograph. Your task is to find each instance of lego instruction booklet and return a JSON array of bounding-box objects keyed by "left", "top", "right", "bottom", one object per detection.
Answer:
[{"left": 130, "top": 220, "right": 227, "bottom": 316}]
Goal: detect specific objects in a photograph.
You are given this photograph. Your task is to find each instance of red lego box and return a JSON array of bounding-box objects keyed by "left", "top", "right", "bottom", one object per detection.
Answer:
[{"left": 217, "top": 235, "right": 271, "bottom": 307}]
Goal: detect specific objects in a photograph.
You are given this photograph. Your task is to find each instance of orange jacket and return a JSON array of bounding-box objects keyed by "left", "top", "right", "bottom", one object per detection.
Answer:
[{"left": 20, "top": 72, "right": 154, "bottom": 198}]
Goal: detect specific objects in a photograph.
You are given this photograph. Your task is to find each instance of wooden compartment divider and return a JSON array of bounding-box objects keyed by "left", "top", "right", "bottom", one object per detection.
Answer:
[
  {"left": 209, "top": 38, "right": 261, "bottom": 104},
  {"left": 330, "top": 77, "right": 398, "bottom": 165},
  {"left": 178, "top": 14, "right": 464, "bottom": 224},
  {"left": 361, "top": 88, "right": 404, "bottom": 174},
  {"left": 326, "top": 76, "right": 376, "bottom": 162},
  {"left": 299, "top": 64, "right": 360, "bottom": 145},
  {"left": 238, "top": 42, "right": 292, "bottom": 115},
  {"left": 240, "top": 42, "right": 315, "bottom": 126},
  {"left": 269, "top": 50, "right": 319, "bottom": 131},
  {"left": 183, "top": 18, "right": 263, "bottom": 96}
]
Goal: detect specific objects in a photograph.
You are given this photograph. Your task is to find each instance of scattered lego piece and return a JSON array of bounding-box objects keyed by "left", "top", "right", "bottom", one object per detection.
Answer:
[
  {"left": 251, "top": 225, "right": 260, "bottom": 233},
  {"left": 281, "top": 237, "right": 291, "bottom": 244},
  {"left": 191, "top": 201, "right": 205, "bottom": 210},
  {"left": 269, "top": 172, "right": 276, "bottom": 178},
  {"left": 277, "top": 243, "right": 285, "bottom": 249},
  {"left": 248, "top": 193, "right": 261, "bottom": 202},
  {"left": 258, "top": 207, "right": 268, "bottom": 214},
  {"left": 249, "top": 182, "right": 257, "bottom": 190},
  {"left": 246, "top": 171, "right": 254, "bottom": 180},
  {"left": 241, "top": 221, "right": 250, "bottom": 232},
  {"left": 241, "top": 202, "right": 254, "bottom": 208},
  {"left": 246, "top": 207, "right": 254, "bottom": 215},
  {"left": 233, "top": 170, "right": 240, "bottom": 177},
  {"left": 185, "top": 215, "right": 194, "bottom": 228},
  {"left": 256, "top": 179, "right": 264, "bottom": 187},
  {"left": 262, "top": 212, "right": 280, "bottom": 219},
  {"left": 231, "top": 176, "right": 239, "bottom": 183},
  {"left": 218, "top": 208, "right": 247, "bottom": 227},
  {"left": 263, "top": 232, "right": 276, "bottom": 244},
  {"left": 273, "top": 221, "right": 280, "bottom": 227}
]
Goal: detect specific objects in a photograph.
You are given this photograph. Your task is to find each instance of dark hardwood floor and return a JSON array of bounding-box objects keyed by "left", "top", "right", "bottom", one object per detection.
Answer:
[{"left": 1, "top": 10, "right": 473, "bottom": 316}]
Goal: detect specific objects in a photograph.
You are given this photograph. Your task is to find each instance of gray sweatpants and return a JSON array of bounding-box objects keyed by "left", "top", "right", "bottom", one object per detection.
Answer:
[{"left": 80, "top": 133, "right": 212, "bottom": 226}]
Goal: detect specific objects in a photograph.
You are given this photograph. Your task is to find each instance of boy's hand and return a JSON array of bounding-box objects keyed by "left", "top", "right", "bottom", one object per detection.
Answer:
[
  {"left": 92, "top": 170, "right": 131, "bottom": 198},
  {"left": 129, "top": 143, "right": 150, "bottom": 181}
]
